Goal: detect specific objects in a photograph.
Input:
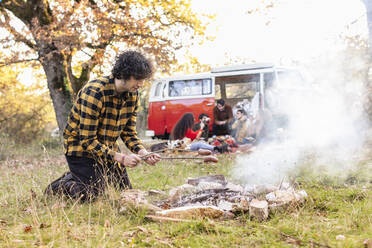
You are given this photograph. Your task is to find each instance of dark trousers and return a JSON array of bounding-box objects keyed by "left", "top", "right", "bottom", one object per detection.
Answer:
[
  {"left": 212, "top": 123, "right": 231, "bottom": 136},
  {"left": 45, "top": 155, "right": 131, "bottom": 201}
]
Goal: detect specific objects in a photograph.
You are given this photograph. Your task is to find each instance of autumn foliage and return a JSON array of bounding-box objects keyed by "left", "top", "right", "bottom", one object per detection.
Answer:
[
  {"left": 0, "top": 67, "right": 55, "bottom": 143},
  {"left": 0, "top": 0, "right": 213, "bottom": 131}
]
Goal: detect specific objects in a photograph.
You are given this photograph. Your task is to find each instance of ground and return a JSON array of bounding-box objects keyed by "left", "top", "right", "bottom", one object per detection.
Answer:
[{"left": 0, "top": 139, "right": 371, "bottom": 247}]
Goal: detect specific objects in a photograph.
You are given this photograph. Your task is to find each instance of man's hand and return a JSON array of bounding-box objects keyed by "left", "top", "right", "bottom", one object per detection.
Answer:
[
  {"left": 200, "top": 121, "right": 205, "bottom": 130},
  {"left": 138, "top": 149, "right": 161, "bottom": 165},
  {"left": 114, "top": 152, "right": 141, "bottom": 167}
]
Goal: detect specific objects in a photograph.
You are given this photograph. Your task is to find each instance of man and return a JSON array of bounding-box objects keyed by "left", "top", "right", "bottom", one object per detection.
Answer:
[
  {"left": 45, "top": 50, "right": 161, "bottom": 201},
  {"left": 231, "top": 109, "right": 252, "bottom": 144},
  {"left": 212, "top": 99, "right": 233, "bottom": 136},
  {"left": 192, "top": 113, "right": 210, "bottom": 140}
]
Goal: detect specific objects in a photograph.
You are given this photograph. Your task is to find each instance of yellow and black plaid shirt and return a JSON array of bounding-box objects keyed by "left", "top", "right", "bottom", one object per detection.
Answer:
[{"left": 63, "top": 75, "right": 145, "bottom": 163}]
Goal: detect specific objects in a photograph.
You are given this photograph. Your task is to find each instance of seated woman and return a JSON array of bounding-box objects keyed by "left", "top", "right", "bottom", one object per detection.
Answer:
[{"left": 170, "top": 113, "right": 228, "bottom": 153}]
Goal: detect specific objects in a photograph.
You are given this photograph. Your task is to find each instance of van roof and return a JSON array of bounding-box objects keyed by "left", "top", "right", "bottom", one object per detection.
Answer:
[{"left": 211, "top": 63, "right": 275, "bottom": 73}]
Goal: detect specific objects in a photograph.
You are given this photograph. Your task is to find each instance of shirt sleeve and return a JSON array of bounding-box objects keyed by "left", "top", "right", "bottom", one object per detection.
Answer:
[
  {"left": 213, "top": 107, "right": 219, "bottom": 121},
  {"left": 120, "top": 96, "right": 145, "bottom": 153},
  {"left": 78, "top": 87, "right": 116, "bottom": 158}
]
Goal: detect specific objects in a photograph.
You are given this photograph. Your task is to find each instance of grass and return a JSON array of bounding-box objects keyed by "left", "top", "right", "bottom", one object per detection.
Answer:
[{"left": 0, "top": 138, "right": 371, "bottom": 247}]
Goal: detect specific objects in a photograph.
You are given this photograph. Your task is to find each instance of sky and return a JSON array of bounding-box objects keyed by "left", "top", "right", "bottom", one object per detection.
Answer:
[
  {"left": 188, "top": 0, "right": 367, "bottom": 66},
  {"left": 18, "top": 0, "right": 368, "bottom": 83}
]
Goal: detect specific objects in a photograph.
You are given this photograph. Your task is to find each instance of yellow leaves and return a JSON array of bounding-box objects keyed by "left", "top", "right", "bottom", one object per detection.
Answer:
[{"left": 0, "top": 66, "right": 56, "bottom": 143}]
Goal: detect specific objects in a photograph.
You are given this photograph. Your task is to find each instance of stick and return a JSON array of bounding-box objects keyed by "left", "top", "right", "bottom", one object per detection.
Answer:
[
  {"left": 160, "top": 157, "right": 204, "bottom": 160},
  {"left": 145, "top": 215, "right": 194, "bottom": 223},
  {"left": 140, "top": 148, "right": 169, "bottom": 159},
  {"left": 278, "top": 176, "right": 285, "bottom": 190}
]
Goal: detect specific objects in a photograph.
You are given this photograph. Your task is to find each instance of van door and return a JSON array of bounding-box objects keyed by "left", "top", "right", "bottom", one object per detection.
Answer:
[
  {"left": 147, "top": 81, "right": 167, "bottom": 137},
  {"left": 215, "top": 73, "right": 260, "bottom": 116},
  {"left": 165, "top": 78, "right": 214, "bottom": 135}
]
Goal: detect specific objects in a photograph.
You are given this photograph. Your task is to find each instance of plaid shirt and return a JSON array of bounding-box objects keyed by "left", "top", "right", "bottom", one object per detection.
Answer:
[{"left": 63, "top": 75, "right": 145, "bottom": 163}]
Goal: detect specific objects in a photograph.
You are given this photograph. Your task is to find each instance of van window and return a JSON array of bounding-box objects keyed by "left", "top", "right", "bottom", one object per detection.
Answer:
[
  {"left": 226, "top": 82, "right": 257, "bottom": 99},
  {"left": 216, "top": 74, "right": 259, "bottom": 100},
  {"left": 154, "top": 82, "right": 163, "bottom": 97},
  {"left": 169, "top": 78, "right": 212, "bottom": 97}
]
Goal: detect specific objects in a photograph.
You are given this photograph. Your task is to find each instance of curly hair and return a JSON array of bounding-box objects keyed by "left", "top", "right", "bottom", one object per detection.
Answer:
[
  {"left": 112, "top": 50, "right": 153, "bottom": 80},
  {"left": 170, "top": 113, "right": 195, "bottom": 140}
]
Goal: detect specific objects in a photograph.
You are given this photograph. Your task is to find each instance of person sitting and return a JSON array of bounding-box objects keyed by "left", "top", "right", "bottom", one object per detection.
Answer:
[
  {"left": 213, "top": 99, "right": 233, "bottom": 136},
  {"left": 231, "top": 109, "right": 252, "bottom": 144},
  {"left": 170, "top": 113, "right": 228, "bottom": 153},
  {"left": 192, "top": 113, "right": 210, "bottom": 141}
]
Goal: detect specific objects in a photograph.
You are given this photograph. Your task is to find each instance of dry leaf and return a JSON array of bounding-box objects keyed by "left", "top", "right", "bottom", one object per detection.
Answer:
[
  {"left": 30, "top": 189, "right": 37, "bottom": 199},
  {"left": 24, "top": 225, "right": 32, "bottom": 233}
]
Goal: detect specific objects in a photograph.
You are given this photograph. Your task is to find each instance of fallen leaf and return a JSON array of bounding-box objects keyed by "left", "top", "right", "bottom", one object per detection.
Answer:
[
  {"left": 30, "top": 189, "right": 37, "bottom": 199},
  {"left": 24, "top": 225, "right": 32, "bottom": 233}
]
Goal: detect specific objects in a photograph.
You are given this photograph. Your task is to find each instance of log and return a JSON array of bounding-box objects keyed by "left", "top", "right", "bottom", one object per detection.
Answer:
[
  {"left": 156, "top": 205, "right": 225, "bottom": 219},
  {"left": 145, "top": 215, "right": 193, "bottom": 223},
  {"left": 249, "top": 199, "right": 269, "bottom": 221}
]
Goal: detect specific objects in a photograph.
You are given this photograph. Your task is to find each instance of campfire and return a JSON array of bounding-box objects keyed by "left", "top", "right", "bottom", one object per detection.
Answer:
[{"left": 120, "top": 175, "right": 307, "bottom": 222}]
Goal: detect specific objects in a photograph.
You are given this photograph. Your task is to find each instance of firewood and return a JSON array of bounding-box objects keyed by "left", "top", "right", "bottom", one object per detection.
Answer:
[
  {"left": 145, "top": 215, "right": 193, "bottom": 223},
  {"left": 249, "top": 199, "right": 269, "bottom": 221}
]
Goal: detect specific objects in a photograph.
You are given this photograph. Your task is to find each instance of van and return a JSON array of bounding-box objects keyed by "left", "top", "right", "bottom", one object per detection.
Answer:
[{"left": 146, "top": 63, "right": 305, "bottom": 139}]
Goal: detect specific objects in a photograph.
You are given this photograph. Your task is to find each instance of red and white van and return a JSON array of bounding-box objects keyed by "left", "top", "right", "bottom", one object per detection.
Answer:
[{"left": 146, "top": 63, "right": 305, "bottom": 139}]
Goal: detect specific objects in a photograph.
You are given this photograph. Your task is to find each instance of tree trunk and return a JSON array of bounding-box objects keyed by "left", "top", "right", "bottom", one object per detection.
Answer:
[{"left": 40, "top": 52, "right": 72, "bottom": 132}]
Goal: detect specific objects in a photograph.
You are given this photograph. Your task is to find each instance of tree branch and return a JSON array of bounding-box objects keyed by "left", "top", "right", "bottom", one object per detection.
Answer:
[
  {"left": 0, "top": 58, "right": 39, "bottom": 67},
  {"left": 0, "top": 10, "right": 36, "bottom": 50}
]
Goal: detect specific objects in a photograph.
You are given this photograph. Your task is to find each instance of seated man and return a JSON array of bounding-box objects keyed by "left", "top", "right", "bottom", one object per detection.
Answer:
[
  {"left": 192, "top": 113, "right": 210, "bottom": 141},
  {"left": 212, "top": 99, "right": 233, "bottom": 136},
  {"left": 231, "top": 109, "right": 251, "bottom": 144}
]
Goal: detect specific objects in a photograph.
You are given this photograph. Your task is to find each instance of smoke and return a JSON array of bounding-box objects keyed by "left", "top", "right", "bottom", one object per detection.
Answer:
[{"left": 232, "top": 58, "right": 369, "bottom": 186}]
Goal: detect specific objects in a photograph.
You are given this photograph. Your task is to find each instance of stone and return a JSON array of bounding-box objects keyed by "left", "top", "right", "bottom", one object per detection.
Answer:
[
  {"left": 225, "top": 182, "right": 244, "bottom": 192},
  {"left": 336, "top": 235, "right": 345, "bottom": 241},
  {"left": 217, "top": 200, "right": 233, "bottom": 211},
  {"left": 197, "top": 181, "right": 224, "bottom": 191}
]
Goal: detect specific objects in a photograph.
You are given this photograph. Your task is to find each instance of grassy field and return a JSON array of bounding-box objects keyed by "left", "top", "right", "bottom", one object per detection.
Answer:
[{"left": 0, "top": 137, "right": 371, "bottom": 247}]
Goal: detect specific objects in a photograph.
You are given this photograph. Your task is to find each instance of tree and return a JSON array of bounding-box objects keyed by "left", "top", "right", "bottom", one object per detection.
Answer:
[{"left": 0, "top": 0, "right": 212, "bottom": 131}]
